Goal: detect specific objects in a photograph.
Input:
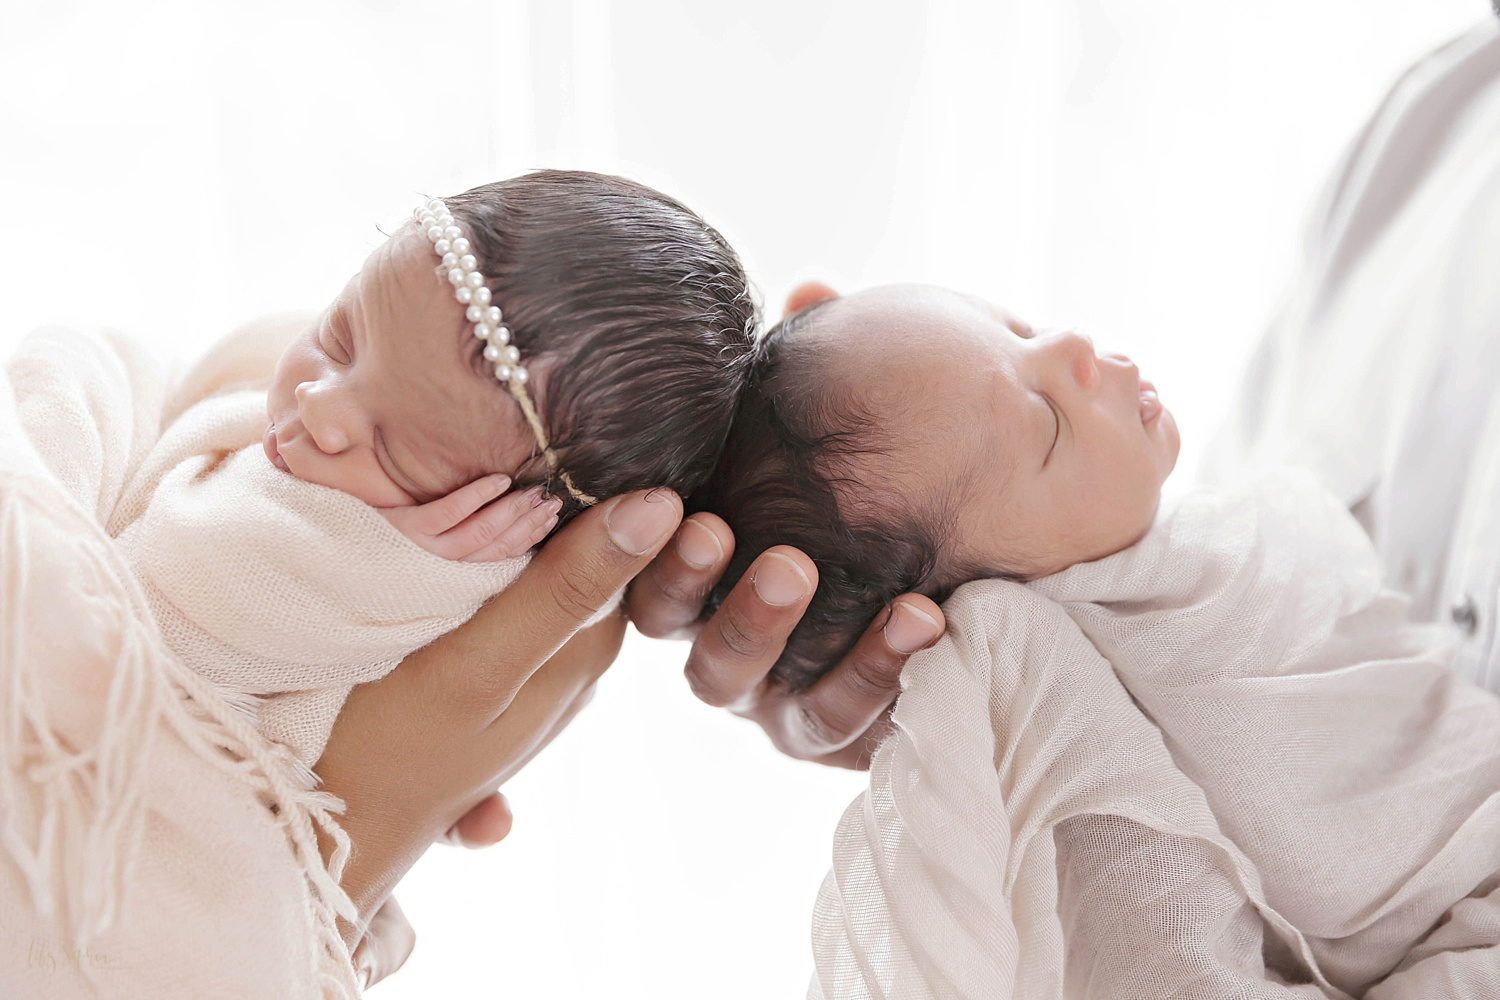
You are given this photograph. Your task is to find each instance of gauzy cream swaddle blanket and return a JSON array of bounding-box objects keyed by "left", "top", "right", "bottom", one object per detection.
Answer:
[
  {"left": 109, "top": 380, "right": 526, "bottom": 767},
  {"left": 811, "top": 467, "right": 1500, "bottom": 999}
]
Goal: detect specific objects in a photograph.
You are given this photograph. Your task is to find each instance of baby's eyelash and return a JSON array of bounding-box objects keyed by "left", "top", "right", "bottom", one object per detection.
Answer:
[{"left": 1045, "top": 396, "right": 1060, "bottom": 465}]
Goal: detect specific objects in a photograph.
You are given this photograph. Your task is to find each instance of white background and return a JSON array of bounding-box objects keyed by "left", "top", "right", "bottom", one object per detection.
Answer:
[{"left": 0, "top": 1, "right": 1489, "bottom": 996}]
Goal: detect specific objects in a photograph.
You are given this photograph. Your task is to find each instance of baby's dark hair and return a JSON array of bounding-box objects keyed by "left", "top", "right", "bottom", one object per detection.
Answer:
[
  {"left": 438, "top": 170, "right": 759, "bottom": 520},
  {"left": 692, "top": 301, "right": 1023, "bottom": 691}
]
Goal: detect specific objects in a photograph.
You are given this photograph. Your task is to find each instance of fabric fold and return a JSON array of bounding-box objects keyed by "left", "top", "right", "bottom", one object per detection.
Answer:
[
  {"left": 1, "top": 327, "right": 363, "bottom": 998},
  {"left": 109, "top": 386, "right": 526, "bottom": 766},
  {"left": 812, "top": 468, "right": 1500, "bottom": 998}
]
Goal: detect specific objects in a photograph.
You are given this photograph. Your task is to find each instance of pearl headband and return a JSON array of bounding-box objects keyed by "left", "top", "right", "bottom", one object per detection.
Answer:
[{"left": 413, "top": 197, "right": 598, "bottom": 506}]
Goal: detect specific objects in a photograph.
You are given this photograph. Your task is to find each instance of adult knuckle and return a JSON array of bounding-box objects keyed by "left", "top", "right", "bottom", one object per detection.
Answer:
[
  {"left": 548, "top": 563, "right": 604, "bottom": 623},
  {"left": 843, "top": 648, "right": 901, "bottom": 701},
  {"left": 655, "top": 570, "right": 710, "bottom": 608},
  {"left": 791, "top": 701, "right": 846, "bottom": 756},
  {"left": 714, "top": 604, "right": 764, "bottom": 661},
  {"left": 682, "top": 658, "right": 733, "bottom": 708}
]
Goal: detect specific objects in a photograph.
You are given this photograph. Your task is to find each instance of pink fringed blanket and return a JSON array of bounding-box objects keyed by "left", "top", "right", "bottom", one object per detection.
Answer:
[{"left": 0, "top": 326, "right": 522, "bottom": 997}]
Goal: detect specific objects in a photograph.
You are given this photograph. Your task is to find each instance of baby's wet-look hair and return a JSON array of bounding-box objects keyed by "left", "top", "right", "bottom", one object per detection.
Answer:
[
  {"left": 693, "top": 301, "right": 1016, "bottom": 691},
  {"left": 439, "top": 170, "right": 759, "bottom": 520}
]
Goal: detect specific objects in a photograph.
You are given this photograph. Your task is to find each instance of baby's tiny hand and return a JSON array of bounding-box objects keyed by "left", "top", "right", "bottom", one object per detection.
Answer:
[{"left": 377, "top": 474, "right": 563, "bottom": 562}]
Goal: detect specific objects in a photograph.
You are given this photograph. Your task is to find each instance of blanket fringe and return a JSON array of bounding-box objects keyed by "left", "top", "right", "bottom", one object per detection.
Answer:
[{"left": 1, "top": 473, "right": 362, "bottom": 999}]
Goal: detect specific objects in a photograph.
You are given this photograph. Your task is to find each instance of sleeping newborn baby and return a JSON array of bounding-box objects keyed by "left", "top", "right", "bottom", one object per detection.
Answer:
[
  {"left": 75, "top": 170, "right": 756, "bottom": 767},
  {"left": 698, "top": 285, "right": 1500, "bottom": 998}
]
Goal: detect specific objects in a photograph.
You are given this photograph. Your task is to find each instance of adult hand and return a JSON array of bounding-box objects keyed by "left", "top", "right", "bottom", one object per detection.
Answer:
[
  {"left": 314, "top": 487, "right": 683, "bottom": 952},
  {"left": 624, "top": 281, "right": 947, "bottom": 769},
  {"left": 628, "top": 529, "right": 944, "bottom": 768}
]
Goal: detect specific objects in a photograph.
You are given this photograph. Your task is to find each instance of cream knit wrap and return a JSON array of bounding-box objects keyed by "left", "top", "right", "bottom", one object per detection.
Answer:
[
  {"left": 110, "top": 378, "right": 525, "bottom": 768},
  {"left": 811, "top": 467, "right": 1500, "bottom": 998}
]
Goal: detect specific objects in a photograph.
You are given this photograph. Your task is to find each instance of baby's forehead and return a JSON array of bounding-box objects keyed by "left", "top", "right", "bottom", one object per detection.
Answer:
[{"left": 802, "top": 285, "right": 995, "bottom": 376}]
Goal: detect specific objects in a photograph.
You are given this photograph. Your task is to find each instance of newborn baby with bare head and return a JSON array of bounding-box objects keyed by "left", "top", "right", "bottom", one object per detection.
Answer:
[
  {"left": 699, "top": 284, "right": 1179, "bottom": 687},
  {"left": 699, "top": 285, "right": 1500, "bottom": 994}
]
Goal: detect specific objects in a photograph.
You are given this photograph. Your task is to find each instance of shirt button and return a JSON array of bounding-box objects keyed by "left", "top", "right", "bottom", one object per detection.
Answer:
[{"left": 1451, "top": 595, "right": 1480, "bottom": 637}]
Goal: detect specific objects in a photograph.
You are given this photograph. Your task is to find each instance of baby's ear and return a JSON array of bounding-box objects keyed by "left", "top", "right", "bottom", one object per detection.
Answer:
[{"left": 782, "top": 281, "right": 839, "bottom": 320}]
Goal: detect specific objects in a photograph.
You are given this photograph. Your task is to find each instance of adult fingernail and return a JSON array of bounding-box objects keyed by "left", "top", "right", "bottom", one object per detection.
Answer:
[
  {"left": 605, "top": 490, "right": 679, "bottom": 555},
  {"left": 751, "top": 552, "right": 811, "bottom": 607},
  {"left": 884, "top": 601, "right": 941, "bottom": 654},
  {"left": 676, "top": 519, "right": 723, "bottom": 570}
]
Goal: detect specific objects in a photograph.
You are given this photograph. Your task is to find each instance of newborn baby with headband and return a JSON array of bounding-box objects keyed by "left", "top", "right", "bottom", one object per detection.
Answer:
[
  {"left": 13, "top": 169, "right": 755, "bottom": 769},
  {"left": 699, "top": 285, "right": 1500, "bottom": 997}
]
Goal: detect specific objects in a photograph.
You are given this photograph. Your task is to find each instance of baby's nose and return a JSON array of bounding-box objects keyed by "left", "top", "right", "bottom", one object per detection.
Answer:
[
  {"left": 1047, "top": 330, "right": 1100, "bottom": 391},
  {"left": 294, "top": 380, "right": 353, "bottom": 454}
]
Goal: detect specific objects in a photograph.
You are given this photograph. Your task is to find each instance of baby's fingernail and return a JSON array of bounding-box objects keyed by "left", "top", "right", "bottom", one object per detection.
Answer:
[
  {"left": 525, "top": 485, "right": 548, "bottom": 506},
  {"left": 490, "top": 474, "right": 512, "bottom": 494},
  {"left": 676, "top": 519, "right": 723, "bottom": 570},
  {"left": 543, "top": 496, "right": 563, "bottom": 516},
  {"left": 604, "top": 489, "right": 680, "bottom": 556},
  {"left": 751, "top": 552, "right": 811, "bottom": 607},
  {"left": 884, "top": 601, "right": 941, "bottom": 655}
]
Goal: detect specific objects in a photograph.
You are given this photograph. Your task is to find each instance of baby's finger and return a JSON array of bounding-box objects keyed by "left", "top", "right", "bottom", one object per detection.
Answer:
[
  {"left": 412, "top": 474, "right": 512, "bottom": 535},
  {"left": 443, "top": 486, "right": 556, "bottom": 561},
  {"left": 461, "top": 499, "right": 561, "bottom": 563}
]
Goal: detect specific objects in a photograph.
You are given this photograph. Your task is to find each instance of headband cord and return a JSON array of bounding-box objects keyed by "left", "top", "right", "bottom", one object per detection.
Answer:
[{"left": 414, "top": 197, "right": 599, "bottom": 507}]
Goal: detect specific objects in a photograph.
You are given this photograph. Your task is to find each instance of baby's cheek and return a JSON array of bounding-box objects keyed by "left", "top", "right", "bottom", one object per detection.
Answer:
[{"left": 299, "top": 455, "right": 417, "bottom": 510}]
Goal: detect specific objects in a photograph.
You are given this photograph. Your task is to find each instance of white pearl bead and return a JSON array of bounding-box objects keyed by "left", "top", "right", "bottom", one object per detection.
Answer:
[
  {"left": 426, "top": 198, "right": 443, "bottom": 212},
  {"left": 473, "top": 324, "right": 489, "bottom": 339},
  {"left": 456, "top": 286, "right": 473, "bottom": 303},
  {"left": 466, "top": 272, "right": 483, "bottom": 289},
  {"left": 514, "top": 366, "right": 529, "bottom": 384},
  {"left": 459, "top": 254, "right": 477, "bottom": 271},
  {"left": 441, "top": 252, "right": 458, "bottom": 268},
  {"left": 434, "top": 238, "right": 451, "bottom": 255},
  {"left": 427, "top": 226, "right": 444, "bottom": 241},
  {"left": 495, "top": 325, "right": 511, "bottom": 344},
  {"left": 419, "top": 214, "right": 435, "bottom": 228},
  {"left": 483, "top": 344, "right": 501, "bottom": 362},
  {"left": 452, "top": 237, "right": 470, "bottom": 255},
  {"left": 466, "top": 304, "right": 483, "bottom": 322},
  {"left": 448, "top": 268, "right": 464, "bottom": 286},
  {"left": 472, "top": 287, "right": 491, "bottom": 306},
  {"left": 443, "top": 226, "right": 461, "bottom": 241},
  {"left": 482, "top": 306, "right": 498, "bottom": 325},
  {"left": 503, "top": 345, "right": 520, "bottom": 364},
  {"left": 496, "top": 364, "right": 513, "bottom": 381}
]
